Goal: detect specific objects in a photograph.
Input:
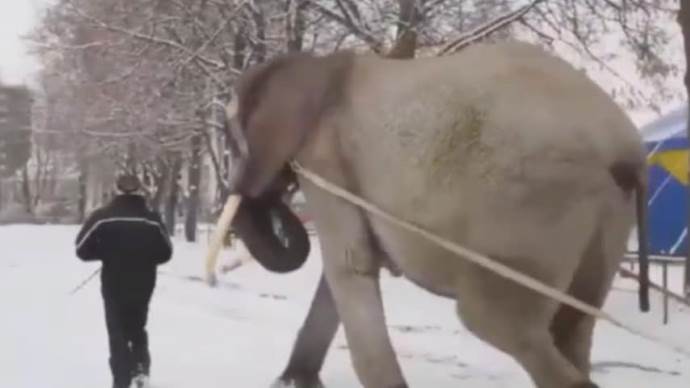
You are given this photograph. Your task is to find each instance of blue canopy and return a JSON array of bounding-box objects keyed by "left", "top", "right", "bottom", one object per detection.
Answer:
[{"left": 641, "top": 104, "right": 689, "bottom": 257}]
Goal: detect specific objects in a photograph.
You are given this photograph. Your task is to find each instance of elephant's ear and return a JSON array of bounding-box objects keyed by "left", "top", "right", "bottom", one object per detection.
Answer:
[{"left": 231, "top": 51, "right": 354, "bottom": 198}]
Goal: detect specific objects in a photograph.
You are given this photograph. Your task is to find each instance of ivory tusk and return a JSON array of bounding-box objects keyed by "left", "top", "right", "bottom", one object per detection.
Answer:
[{"left": 204, "top": 194, "right": 242, "bottom": 286}]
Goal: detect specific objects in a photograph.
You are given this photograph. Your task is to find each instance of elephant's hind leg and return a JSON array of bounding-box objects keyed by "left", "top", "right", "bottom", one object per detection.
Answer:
[
  {"left": 550, "top": 237, "right": 605, "bottom": 375},
  {"left": 551, "top": 216, "right": 629, "bottom": 378},
  {"left": 456, "top": 267, "right": 593, "bottom": 388}
]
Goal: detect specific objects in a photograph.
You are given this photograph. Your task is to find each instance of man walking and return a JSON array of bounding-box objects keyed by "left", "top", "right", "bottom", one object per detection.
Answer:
[{"left": 75, "top": 174, "right": 173, "bottom": 388}]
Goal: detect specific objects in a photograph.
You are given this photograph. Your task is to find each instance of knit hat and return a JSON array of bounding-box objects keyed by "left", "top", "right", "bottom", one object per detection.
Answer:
[{"left": 115, "top": 174, "right": 141, "bottom": 194}]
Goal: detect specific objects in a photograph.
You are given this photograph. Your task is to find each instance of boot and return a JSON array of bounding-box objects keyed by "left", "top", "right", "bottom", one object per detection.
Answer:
[
  {"left": 130, "top": 363, "right": 150, "bottom": 388},
  {"left": 110, "top": 357, "right": 132, "bottom": 388}
]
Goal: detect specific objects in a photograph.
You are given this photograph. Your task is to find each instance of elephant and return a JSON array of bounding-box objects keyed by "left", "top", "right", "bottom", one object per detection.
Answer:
[{"left": 223, "top": 40, "right": 650, "bottom": 388}]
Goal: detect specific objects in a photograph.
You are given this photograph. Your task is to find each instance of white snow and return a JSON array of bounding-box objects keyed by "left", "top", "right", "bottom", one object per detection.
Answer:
[{"left": 1, "top": 224, "right": 689, "bottom": 388}]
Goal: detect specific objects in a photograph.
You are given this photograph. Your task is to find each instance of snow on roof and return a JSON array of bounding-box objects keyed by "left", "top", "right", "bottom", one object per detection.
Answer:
[{"left": 640, "top": 104, "right": 688, "bottom": 143}]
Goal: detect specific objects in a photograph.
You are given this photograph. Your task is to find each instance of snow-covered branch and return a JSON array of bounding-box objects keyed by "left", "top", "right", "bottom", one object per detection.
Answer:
[{"left": 438, "top": 0, "right": 547, "bottom": 55}]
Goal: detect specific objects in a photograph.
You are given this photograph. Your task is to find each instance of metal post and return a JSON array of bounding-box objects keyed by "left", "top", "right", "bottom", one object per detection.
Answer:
[{"left": 662, "top": 261, "right": 669, "bottom": 325}]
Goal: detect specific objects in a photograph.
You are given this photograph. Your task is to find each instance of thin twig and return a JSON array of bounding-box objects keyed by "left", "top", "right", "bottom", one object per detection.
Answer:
[{"left": 68, "top": 267, "right": 101, "bottom": 295}]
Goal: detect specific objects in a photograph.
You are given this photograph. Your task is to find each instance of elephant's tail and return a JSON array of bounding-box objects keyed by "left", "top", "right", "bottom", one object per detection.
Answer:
[
  {"left": 634, "top": 173, "right": 650, "bottom": 313},
  {"left": 609, "top": 160, "right": 649, "bottom": 313}
]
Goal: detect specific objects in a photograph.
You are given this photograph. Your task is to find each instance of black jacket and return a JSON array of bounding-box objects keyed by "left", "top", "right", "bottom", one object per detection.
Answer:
[{"left": 75, "top": 194, "right": 173, "bottom": 267}]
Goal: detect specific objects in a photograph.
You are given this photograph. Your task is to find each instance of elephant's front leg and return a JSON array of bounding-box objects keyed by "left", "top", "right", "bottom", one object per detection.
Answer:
[
  {"left": 305, "top": 195, "right": 406, "bottom": 388},
  {"left": 274, "top": 273, "right": 340, "bottom": 388},
  {"left": 321, "top": 238, "right": 406, "bottom": 388}
]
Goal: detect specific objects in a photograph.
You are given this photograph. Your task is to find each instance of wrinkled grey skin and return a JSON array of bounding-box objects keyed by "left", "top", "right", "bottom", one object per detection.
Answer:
[{"left": 226, "top": 41, "right": 649, "bottom": 388}]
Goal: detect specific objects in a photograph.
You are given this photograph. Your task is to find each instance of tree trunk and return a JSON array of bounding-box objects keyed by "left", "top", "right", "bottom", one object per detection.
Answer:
[
  {"left": 77, "top": 159, "right": 87, "bottom": 222},
  {"left": 32, "top": 150, "right": 44, "bottom": 209},
  {"left": 165, "top": 155, "right": 182, "bottom": 236},
  {"left": 185, "top": 134, "right": 202, "bottom": 242},
  {"left": 251, "top": 4, "right": 267, "bottom": 63},
  {"left": 286, "top": 0, "right": 308, "bottom": 52},
  {"left": 125, "top": 142, "right": 137, "bottom": 172},
  {"left": 679, "top": 0, "right": 690, "bottom": 297},
  {"left": 21, "top": 166, "right": 33, "bottom": 215},
  {"left": 387, "top": 0, "right": 422, "bottom": 59},
  {"left": 150, "top": 160, "right": 169, "bottom": 212}
]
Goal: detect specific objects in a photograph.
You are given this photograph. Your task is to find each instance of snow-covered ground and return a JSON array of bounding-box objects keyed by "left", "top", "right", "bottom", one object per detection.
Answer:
[{"left": 1, "top": 225, "right": 689, "bottom": 388}]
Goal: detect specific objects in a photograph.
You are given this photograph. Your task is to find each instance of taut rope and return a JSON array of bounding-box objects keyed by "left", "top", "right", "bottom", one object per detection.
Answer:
[{"left": 290, "top": 161, "right": 690, "bottom": 357}]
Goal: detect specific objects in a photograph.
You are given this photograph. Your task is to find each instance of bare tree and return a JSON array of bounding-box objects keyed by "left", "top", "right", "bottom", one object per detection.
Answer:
[{"left": 25, "top": 0, "right": 681, "bottom": 234}]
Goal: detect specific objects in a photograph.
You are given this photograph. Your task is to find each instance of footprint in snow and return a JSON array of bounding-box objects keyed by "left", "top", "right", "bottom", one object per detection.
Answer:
[{"left": 592, "top": 361, "right": 681, "bottom": 376}]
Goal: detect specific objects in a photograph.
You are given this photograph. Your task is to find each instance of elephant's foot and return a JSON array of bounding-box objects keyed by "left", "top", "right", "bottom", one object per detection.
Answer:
[{"left": 270, "top": 375, "right": 325, "bottom": 388}]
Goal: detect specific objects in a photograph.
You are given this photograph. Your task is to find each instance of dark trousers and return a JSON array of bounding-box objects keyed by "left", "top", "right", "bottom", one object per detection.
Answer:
[{"left": 102, "top": 273, "right": 155, "bottom": 388}]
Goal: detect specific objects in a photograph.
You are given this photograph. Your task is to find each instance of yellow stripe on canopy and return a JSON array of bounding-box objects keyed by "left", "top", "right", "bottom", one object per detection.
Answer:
[{"left": 648, "top": 149, "right": 689, "bottom": 185}]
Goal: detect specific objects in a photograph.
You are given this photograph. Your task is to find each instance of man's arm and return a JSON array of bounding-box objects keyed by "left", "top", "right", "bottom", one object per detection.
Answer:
[
  {"left": 150, "top": 211, "right": 173, "bottom": 265},
  {"left": 75, "top": 209, "right": 104, "bottom": 261}
]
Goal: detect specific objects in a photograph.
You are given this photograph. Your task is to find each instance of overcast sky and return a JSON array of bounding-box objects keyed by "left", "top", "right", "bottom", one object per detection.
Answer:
[{"left": 0, "top": 0, "right": 52, "bottom": 85}]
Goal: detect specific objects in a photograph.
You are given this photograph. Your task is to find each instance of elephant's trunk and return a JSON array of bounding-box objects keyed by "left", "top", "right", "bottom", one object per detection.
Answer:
[{"left": 232, "top": 192, "right": 310, "bottom": 273}]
